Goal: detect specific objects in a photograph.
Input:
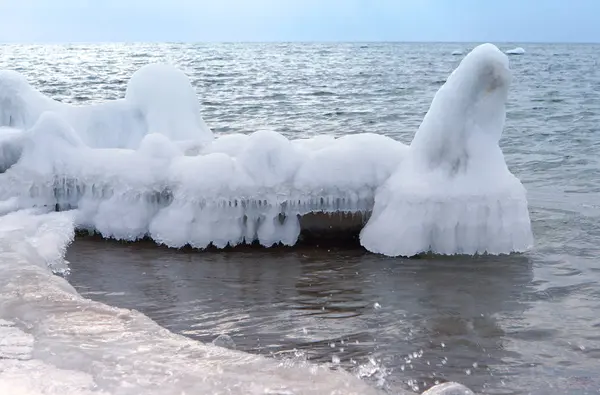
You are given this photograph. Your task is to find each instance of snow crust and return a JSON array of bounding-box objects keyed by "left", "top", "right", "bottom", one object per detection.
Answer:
[
  {"left": 0, "top": 209, "right": 400, "bottom": 395},
  {"left": 506, "top": 47, "right": 526, "bottom": 55},
  {"left": 360, "top": 43, "right": 533, "bottom": 257}
]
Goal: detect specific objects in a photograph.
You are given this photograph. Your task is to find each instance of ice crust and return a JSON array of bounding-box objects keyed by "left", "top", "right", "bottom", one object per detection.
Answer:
[
  {"left": 0, "top": 45, "right": 532, "bottom": 255},
  {"left": 360, "top": 44, "right": 533, "bottom": 257}
]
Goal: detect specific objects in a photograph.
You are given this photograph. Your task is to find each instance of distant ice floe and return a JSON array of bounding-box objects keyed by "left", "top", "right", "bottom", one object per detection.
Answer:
[
  {"left": 506, "top": 47, "right": 526, "bottom": 55},
  {"left": 0, "top": 44, "right": 532, "bottom": 257},
  {"left": 451, "top": 50, "right": 463, "bottom": 56}
]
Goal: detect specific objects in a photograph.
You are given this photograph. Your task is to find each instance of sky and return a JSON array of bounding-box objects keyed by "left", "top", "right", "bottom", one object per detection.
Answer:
[{"left": 0, "top": 0, "right": 598, "bottom": 43}]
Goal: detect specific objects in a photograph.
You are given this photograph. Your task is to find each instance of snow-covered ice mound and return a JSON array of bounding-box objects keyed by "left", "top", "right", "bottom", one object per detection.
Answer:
[
  {"left": 0, "top": 209, "right": 409, "bottom": 395},
  {"left": 0, "top": 111, "right": 407, "bottom": 248},
  {"left": 0, "top": 63, "right": 213, "bottom": 149},
  {"left": 1, "top": 53, "right": 531, "bottom": 255},
  {"left": 506, "top": 47, "right": 525, "bottom": 55},
  {"left": 360, "top": 43, "right": 533, "bottom": 257}
]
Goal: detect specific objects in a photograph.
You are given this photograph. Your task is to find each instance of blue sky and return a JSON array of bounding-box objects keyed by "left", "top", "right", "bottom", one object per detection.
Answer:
[{"left": 0, "top": 0, "right": 598, "bottom": 43}]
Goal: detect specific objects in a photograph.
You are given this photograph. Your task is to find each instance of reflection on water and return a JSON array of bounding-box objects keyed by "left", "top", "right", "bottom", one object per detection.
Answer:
[{"left": 67, "top": 238, "right": 569, "bottom": 394}]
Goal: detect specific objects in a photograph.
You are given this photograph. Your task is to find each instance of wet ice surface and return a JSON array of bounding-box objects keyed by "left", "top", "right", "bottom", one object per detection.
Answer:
[{"left": 67, "top": 232, "right": 600, "bottom": 394}]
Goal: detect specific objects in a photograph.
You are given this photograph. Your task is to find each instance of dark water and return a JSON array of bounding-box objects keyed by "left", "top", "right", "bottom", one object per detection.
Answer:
[
  {"left": 66, "top": 233, "right": 599, "bottom": 395},
  {"left": 4, "top": 42, "right": 599, "bottom": 394}
]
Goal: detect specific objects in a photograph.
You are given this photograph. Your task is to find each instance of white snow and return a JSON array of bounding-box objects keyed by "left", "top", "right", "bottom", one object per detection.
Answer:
[
  {"left": 360, "top": 43, "right": 533, "bottom": 257},
  {"left": 506, "top": 47, "right": 526, "bottom": 55}
]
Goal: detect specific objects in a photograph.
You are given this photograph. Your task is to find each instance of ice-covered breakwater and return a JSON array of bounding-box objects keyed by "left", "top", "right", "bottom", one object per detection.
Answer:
[{"left": 0, "top": 43, "right": 532, "bottom": 257}]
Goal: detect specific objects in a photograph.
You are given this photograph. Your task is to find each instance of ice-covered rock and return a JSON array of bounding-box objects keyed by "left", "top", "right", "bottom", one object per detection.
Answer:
[{"left": 361, "top": 43, "right": 533, "bottom": 257}]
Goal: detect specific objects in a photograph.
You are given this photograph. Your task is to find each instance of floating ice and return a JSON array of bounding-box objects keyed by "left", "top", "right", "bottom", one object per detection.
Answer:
[
  {"left": 451, "top": 50, "right": 463, "bottom": 56},
  {"left": 422, "top": 382, "right": 475, "bottom": 395},
  {"left": 506, "top": 47, "right": 525, "bottom": 55},
  {"left": 0, "top": 63, "right": 213, "bottom": 149},
  {"left": 361, "top": 43, "right": 533, "bottom": 257}
]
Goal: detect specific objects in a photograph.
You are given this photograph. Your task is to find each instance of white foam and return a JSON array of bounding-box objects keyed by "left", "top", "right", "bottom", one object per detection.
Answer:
[{"left": 360, "top": 43, "right": 533, "bottom": 257}]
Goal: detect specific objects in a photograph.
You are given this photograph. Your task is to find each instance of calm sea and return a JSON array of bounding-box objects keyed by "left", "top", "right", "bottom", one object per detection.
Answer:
[{"left": 3, "top": 42, "right": 599, "bottom": 394}]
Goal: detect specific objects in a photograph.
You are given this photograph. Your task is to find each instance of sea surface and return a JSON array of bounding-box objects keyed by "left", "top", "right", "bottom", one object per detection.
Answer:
[{"left": 2, "top": 42, "right": 600, "bottom": 394}]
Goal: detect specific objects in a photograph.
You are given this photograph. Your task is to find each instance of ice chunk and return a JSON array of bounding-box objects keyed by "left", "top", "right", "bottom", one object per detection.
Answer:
[
  {"left": 361, "top": 43, "right": 533, "bottom": 257},
  {"left": 0, "top": 127, "right": 24, "bottom": 172},
  {"left": 212, "top": 334, "right": 237, "bottom": 350},
  {"left": 202, "top": 133, "right": 251, "bottom": 157},
  {"left": 295, "top": 133, "right": 407, "bottom": 193},
  {"left": 125, "top": 63, "right": 213, "bottom": 144},
  {"left": 0, "top": 70, "right": 60, "bottom": 129},
  {"left": 451, "top": 50, "right": 463, "bottom": 56},
  {"left": 422, "top": 382, "right": 475, "bottom": 395},
  {"left": 237, "top": 130, "right": 305, "bottom": 188},
  {"left": 506, "top": 47, "right": 525, "bottom": 55},
  {"left": 0, "top": 64, "right": 213, "bottom": 150}
]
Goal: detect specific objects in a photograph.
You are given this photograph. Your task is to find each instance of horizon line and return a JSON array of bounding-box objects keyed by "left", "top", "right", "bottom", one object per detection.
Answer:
[{"left": 1, "top": 39, "right": 599, "bottom": 45}]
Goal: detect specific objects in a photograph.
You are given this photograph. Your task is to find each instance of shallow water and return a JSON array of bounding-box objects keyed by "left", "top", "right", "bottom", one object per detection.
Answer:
[{"left": 4, "top": 42, "right": 600, "bottom": 394}]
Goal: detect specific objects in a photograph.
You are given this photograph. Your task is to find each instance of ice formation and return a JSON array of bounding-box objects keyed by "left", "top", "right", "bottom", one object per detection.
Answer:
[
  {"left": 360, "top": 43, "right": 533, "bottom": 257},
  {"left": 0, "top": 63, "right": 213, "bottom": 149},
  {"left": 506, "top": 47, "right": 525, "bottom": 55},
  {"left": 0, "top": 48, "right": 532, "bottom": 256},
  {"left": 0, "top": 110, "right": 406, "bottom": 248},
  {"left": 451, "top": 50, "right": 464, "bottom": 56}
]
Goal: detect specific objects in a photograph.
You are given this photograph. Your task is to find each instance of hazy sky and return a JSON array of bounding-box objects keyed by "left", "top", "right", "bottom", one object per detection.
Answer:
[{"left": 0, "top": 0, "right": 598, "bottom": 43}]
